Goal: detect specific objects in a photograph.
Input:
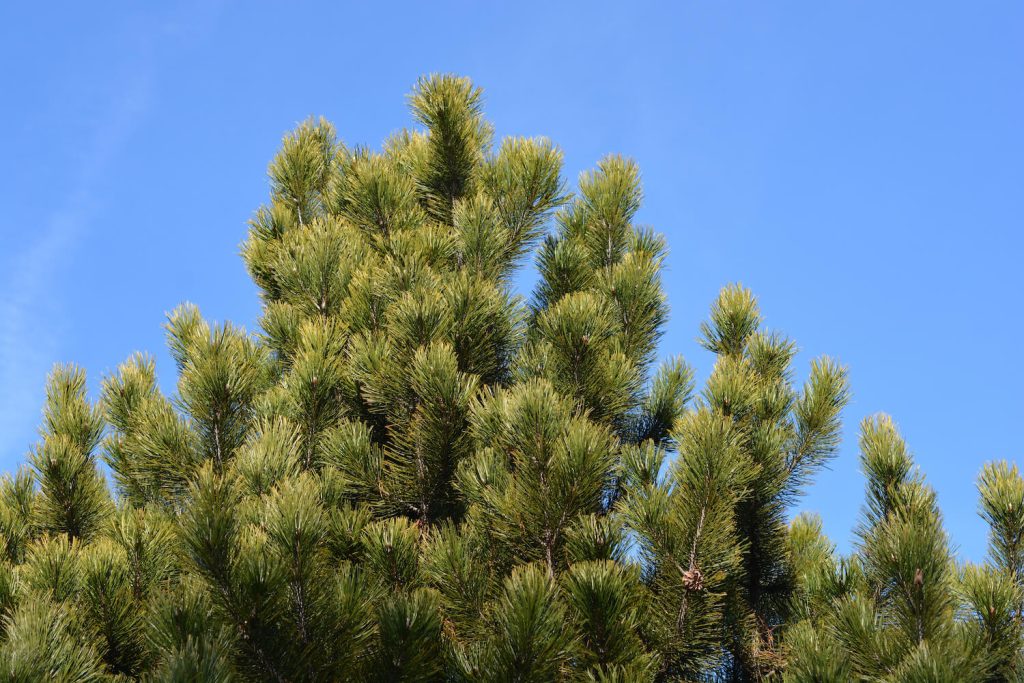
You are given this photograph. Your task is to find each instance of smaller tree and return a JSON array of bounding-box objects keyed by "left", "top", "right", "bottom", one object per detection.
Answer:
[
  {"left": 784, "top": 416, "right": 1024, "bottom": 682},
  {"left": 31, "top": 365, "right": 111, "bottom": 541},
  {"left": 624, "top": 285, "right": 849, "bottom": 681}
]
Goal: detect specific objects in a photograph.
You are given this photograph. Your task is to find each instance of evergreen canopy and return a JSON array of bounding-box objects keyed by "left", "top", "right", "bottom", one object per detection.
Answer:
[{"left": 1, "top": 74, "right": 1020, "bottom": 682}]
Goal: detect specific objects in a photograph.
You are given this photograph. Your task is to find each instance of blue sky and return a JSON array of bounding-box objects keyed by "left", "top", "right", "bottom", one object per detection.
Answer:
[{"left": 1, "top": 2, "right": 1021, "bottom": 561}]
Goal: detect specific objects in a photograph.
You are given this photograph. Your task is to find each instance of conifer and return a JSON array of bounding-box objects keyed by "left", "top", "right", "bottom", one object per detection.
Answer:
[
  {"left": 0, "top": 74, "right": 1018, "bottom": 683},
  {"left": 785, "top": 417, "right": 1024, "bottom": 682}
]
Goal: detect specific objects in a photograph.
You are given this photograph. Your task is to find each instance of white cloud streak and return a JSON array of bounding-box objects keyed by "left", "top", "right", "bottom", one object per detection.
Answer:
[{"left": 0, "top": 54, "right": 153, "bottom": 461}]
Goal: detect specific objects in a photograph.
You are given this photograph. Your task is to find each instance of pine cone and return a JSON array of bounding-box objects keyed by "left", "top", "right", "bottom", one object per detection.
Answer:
[{"left": 682, "top": 567, "right": 704, "bottom": 592}]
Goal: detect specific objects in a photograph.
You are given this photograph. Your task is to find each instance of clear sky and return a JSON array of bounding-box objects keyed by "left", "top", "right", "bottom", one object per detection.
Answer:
[{"left": 1, "top": 2, "right": 1021, "bottom": 561}]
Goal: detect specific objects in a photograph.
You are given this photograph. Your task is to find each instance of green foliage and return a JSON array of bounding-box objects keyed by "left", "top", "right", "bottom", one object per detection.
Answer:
[
  {"left": 2, "top": 74, "right": 1017, "bottom": 682},
  {"left": 979, "top": 462, "right": 1024, "bottom": 581},
  {"left": 784, "top": 417, "right": 1021, "bottom": 683},
  {"left": 31, "top": 365, "right": 111, "bottom": 541}
]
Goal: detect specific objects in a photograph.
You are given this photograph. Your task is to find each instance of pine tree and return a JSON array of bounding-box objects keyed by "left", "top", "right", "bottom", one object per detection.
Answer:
[
  {"left": 622, "top": 285, "right": 849, "bottom": 680},
  {"left": 784, "top": 416, "right": 1024, "bottom": 682},
  {"left": 0, "top": 74, "right": 1019, "bottom": 682}
]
